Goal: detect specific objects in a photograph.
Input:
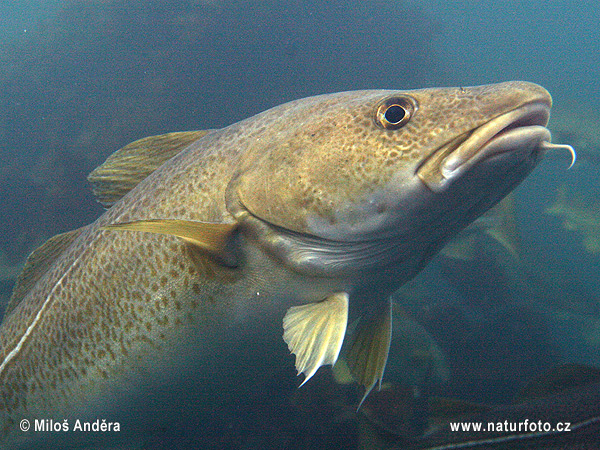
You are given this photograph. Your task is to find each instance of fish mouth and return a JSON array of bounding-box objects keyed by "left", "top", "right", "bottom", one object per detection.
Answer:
[{"left": 417, "top": 101, "right": 552, "bottom": 192}]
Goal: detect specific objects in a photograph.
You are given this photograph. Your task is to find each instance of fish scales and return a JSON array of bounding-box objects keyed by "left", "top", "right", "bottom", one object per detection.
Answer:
[{"left": 0, "top": 82, "right": 570, "bottom": 447}]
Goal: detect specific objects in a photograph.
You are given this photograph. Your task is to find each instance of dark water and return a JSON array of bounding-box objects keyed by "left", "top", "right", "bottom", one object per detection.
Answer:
[{"left": 0, "top": 0, "right": 598, "bottom": 448}]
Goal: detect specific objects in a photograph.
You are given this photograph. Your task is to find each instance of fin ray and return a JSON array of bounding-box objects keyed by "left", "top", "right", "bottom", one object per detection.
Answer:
[
  {"left": 346, "top": 299, "right": 393, "bottom": 407},
  {"left": 88, "top": 130, "right": 213, "bottom": 207},
  {"left": 283, "top": 292, "right": 349, "bottom": 386},
  {"left": 102, "top": 219, "right": 237, "bottom": 265}
]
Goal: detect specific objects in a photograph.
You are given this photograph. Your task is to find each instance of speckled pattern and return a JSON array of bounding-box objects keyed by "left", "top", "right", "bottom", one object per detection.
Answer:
[
  {"left": 232, "top": 82, "right": 550, "bottom": 237},
  {"left": 0, "top": 81, "right": 551, "bottom": 444}
]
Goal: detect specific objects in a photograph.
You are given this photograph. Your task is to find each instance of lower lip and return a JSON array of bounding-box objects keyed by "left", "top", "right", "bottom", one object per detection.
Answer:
[{"left": 441, "top": 125, "right": 550, "bottom": 179}]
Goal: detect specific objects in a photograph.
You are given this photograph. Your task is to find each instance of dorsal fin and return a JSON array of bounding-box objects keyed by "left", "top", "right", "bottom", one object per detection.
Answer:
[
  {"left": 88, "top": 130, "right": 213, "bottom": 208},
  {"left": 3, "top": 227, "right": 84, "bottom": 319}
]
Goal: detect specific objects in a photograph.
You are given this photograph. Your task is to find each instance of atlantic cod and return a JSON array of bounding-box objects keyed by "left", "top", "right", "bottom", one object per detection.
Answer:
[
  {"left": 0, "top": 81, "right": 573, "bottom": 447},
  {"left": 356, "top": 364, "right": 600, "bottom": 450}
]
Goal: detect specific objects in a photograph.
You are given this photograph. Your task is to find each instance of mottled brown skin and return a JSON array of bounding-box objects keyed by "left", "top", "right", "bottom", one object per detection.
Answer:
[
  {"left": 232, "top": 83, "right": 547, "bottom": 239},
  {"left": 0, "top": 82, "right": 551, "bottom": 446}
]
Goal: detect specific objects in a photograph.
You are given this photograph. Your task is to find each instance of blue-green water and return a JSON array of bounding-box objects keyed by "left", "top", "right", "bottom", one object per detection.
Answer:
[{"left": 0, "top": 1, "right": 598, "bottom": 448}]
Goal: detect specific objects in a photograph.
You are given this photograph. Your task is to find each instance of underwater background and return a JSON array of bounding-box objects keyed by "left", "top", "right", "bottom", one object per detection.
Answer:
[{"left": 0, "top": 0, "right": 599, "bottom": 448}]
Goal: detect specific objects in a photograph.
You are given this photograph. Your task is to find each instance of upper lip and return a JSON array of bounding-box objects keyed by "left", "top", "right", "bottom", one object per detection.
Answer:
[
  {"left": 417, "top": 100, "right": 551, "bottom": 191},
  {"left": 442, "top": 101, "right": 550, "bottom": 171}
]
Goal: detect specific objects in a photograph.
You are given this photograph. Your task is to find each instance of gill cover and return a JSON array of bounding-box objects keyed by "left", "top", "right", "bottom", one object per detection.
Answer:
[{"left": 230, "top": 91, "right": 420, "bottom": 242}]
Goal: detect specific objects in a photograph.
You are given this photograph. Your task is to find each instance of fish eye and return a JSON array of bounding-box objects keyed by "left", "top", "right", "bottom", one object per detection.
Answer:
[{"left": 375, "top": 96, "right": 416, "bottom": 130}]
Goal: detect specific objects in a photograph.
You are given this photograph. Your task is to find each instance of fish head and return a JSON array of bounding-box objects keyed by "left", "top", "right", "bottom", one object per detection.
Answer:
[{"left": 227, "top": 81, "right": 553, "bottom": 276}]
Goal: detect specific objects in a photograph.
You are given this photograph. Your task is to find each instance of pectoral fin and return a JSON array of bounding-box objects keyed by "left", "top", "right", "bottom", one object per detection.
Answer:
[
  {"left": 346, "top": 299, "right": 393, "bottom": 407},
  {"left": 283, "top": 292, "right": 349, "bottom": 386},
  {"left": 102, "top": 219, "right": 238, "bottom": 266}
]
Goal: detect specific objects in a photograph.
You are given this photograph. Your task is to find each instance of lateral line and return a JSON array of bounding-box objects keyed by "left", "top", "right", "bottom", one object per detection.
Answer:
[{"left": 0, "top": 232, "right": 101, "bottom": 376}]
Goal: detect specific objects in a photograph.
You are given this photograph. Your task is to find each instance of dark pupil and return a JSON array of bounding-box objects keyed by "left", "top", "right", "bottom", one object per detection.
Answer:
[{"left": 385, "top": 105, "right": 405, "bottom": 124}]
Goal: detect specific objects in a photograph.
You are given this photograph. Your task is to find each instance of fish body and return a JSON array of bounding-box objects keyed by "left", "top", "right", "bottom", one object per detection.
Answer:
[
  {"left": 0, "top": 82, "right": 557, "bottom": 447},
  {"left": 413, "top": 386, "right": 600, "bottom": 450},
  {"left": 546, "top": 185, "right": 600, "bottom": 253},
  {"left": 436, "top": 194, "right": 522, "bottom": 306},
  {"left": 405, "top": 365, "right": 600, "bottom": 450}
]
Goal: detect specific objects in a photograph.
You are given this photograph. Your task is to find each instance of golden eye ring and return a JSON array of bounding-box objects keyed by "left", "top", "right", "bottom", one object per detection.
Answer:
[{"left": 375, "top": 96, "right": 416, "bottom": 130}]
